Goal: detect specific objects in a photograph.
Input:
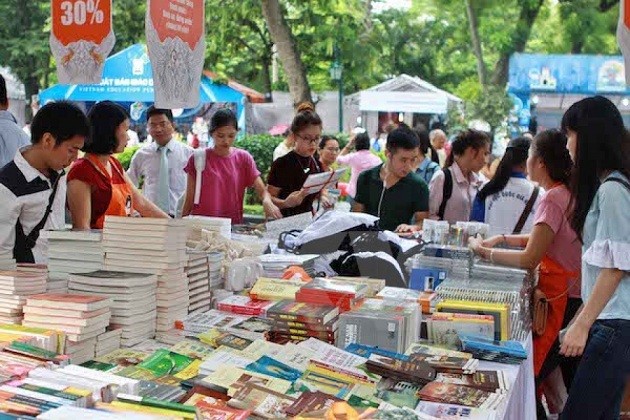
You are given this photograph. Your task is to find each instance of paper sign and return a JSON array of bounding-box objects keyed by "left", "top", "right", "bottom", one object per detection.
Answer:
[
  {"left": 145, "top": 0, "right": 205, "bottom": 109},
  {"left": 302, "top": 168, "right": 347, "bottom": 195},
  {"left": 617, "top": 0, "right": 630, "bottom": 85},
  {"left": 50, "top": 0, "right": 115, "bottom": 84}
]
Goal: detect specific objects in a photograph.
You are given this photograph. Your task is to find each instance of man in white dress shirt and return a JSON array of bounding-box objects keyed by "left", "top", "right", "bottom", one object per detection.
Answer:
[{"left": 127, "top": 107, "right": 192, "bottom": 216}]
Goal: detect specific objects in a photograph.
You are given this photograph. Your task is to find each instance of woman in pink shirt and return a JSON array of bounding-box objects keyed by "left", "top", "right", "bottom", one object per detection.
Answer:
[
  {"left": 337, "top": 132, "right": 382, "bottom": 201},
  {"left": 182, "top": 109, "right": 282, "bottom": 223},
  {"left": 469, "top": 129, "right": 581, "bottom": 417}
]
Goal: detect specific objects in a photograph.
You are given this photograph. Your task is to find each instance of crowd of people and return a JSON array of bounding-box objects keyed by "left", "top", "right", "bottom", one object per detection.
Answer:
[{"left": 0, "top": 67, "right": 628, "bottom": 418}]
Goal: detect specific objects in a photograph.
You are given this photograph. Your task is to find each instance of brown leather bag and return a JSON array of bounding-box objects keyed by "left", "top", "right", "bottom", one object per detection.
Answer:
[{"left": 531, "top": 288, "right": 549, "bottom": 336}]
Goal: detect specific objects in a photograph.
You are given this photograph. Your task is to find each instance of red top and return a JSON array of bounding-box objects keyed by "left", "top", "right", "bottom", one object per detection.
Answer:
[{"left": 67, "top": 156, "right": 128, "bottom": 228}]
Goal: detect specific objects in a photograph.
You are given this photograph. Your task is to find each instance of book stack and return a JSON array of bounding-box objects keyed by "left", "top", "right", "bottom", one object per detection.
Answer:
[
  {"left": 0, "top": 253, "right": 16, "bottom": 271},
  {"left": 0, "top": 270, "right": 47, "bottom": 324},
  {"left": 217, "top": 295, "right": 275, "bottom": 316},
  {"left": 0, "top": 324, "right": 62, "bottom": 353},
  {"left": 296, "top": 278, "right": 367, "bottom": 312},
  {"left": 184, "top": 215, "right": 232, "bottom": 241},
  {"left": 68, "top": 271, "right": 158, "bottom": 348},
  {"left": 21, "top": 294, "right": 112, "bottom": 364},
  {"left": 95, "top": 329, "right": 122, "bottom": 358},
  {"left": 257, "top": 254, "right": 318, "bottom": 279},
  {"left": 101, "top": 216, "right": 189, "bottom": 338},
  {"left": 428, "top": 313, "right": 495, "bottom": 348},
  {"left": 266, "top": 300, "right": 339, "bottom": 344},
  {"left": 207, "top": 251, "right": 224, "bottom": 290},
  {"left": 337, "top": 299, "right": 421, "bottom": 353},
  {"left": 178, "top": 310, "right": 250, "bottom": 337},
  {"left": 42, "top": 230, "right": 104, "bottom": 293},
  {"left": 185, "top": 252, "right": 211, "bottom": 314}
]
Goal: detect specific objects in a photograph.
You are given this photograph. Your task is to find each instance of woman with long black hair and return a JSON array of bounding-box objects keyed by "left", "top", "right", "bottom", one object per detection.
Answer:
[
  {"left": 470, "top": 137, "right": 541, "bottom": 236},
  {"left": 557, "top": 96, "right": 630, "bottom": 419}
]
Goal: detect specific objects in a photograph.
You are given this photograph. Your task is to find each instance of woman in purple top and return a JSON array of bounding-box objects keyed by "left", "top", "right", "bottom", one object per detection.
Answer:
[
  {"left": 182, "top": 109, "right": 281, "bottom": 223},
  {"left": 337, "top": 132, "right": 382, "bottom": 200}
]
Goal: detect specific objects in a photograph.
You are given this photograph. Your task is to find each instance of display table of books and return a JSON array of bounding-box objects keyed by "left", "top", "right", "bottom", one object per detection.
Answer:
[{"left": 0, "top": 218, "right": 542, "bottom": 419}]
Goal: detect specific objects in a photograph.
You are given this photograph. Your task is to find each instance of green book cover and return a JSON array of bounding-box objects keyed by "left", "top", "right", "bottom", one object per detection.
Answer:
[
  {"left": 81, "top": 360, "right": 117, "bottom": 372},
  {"left": 138, "top": 349, "right": 194, "bottom": 377},
  {"left": 19, "top": 383, "right": 82, "bottom": 402}
]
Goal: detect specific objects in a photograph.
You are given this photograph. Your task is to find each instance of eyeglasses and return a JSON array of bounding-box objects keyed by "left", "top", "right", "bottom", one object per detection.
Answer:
[
  {"left": 296, "top": 134, "right": 321, "bottom": 144},
  {"left": 323, "top": 147, "right": 340, "bottom": 153}
]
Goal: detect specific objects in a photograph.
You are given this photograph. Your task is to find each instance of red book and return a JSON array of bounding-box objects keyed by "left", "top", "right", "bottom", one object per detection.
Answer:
[
  {"left": 217, "top": 295, "right": 275, "bottom": 316},
  {"left": 266, "top": 300, "right": 339, "bottom": 325}
]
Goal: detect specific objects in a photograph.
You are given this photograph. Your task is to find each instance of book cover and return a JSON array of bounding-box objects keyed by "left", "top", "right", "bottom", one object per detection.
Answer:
[
  {"left": 365, "top": 354, "right": 436, "bottom": 385},
  {"left": 245, "top": 356, "right": 302, "bottom": 382},
  {"left": 434, "top": 371, "right": 504, "bottom": 393},
  {"left": 344, "top": 343, "right": 409, "bottom": 361},
  {"left": 228, "top": 383, "right": 297, "bottom": 419},
  {"left": 416, "top": 382, "right": 501, "bottom": 408},
  {"left": 272, "top": 318, "right": 338, "bottom": 332},
  {"left": 229, "top": 317, "right": 274, "bottom": 335},
  {"left": 284, "top": 391, "right": 341, "bottom": 417},
  {"left": 267, "top": 300, "right": 339, "bottom": 325},
  {"left": 429, "top": 313, "right": 495, "bottom": 348},
  {"left": 196, "top": 398, "right": 250, "bottom": 420},
  {"left": 249, "top": 278, "right": 301, "bottom": 301},
  {"left": 409, "top": 267, "right": 447, "bottom": 291},
  {"left": 437, "top": 300, "right": 510, "bottom": 341},
  {"left": 405, "top": 342, "right": 473, "bottom": 359},
  {"left": 169, "top": 340, "right": 215, "bottom": 360},
  {"left": 137, "top": 349, "right": 194, "bottom": 377},
  {"left": 408, "top": 353, "right": 478, "bottom": 374}
]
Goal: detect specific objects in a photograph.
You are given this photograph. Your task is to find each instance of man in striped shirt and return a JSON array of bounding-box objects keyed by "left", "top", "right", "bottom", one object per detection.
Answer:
[{"left": 0, "top": 101, "right": 90, "bottom": 263}]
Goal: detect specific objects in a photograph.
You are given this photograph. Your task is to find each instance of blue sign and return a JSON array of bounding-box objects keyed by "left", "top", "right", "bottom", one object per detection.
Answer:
[{"left": 509, "top": 53, "right": 629, "bottom": 95}]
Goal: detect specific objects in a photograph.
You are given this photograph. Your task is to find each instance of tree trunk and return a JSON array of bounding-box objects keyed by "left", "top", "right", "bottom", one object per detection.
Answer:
[
  {"left": 491, "top": 0, "right": 544, "bottom": 86},
  {"left": 261, "top": 0, "right": 312, "bottom": 106},
  {"left": 261, "top": 54, "right": 273, "bottom": 102},
  {"left": 464, "top": 0, "right": 487, "bottom": 86}
]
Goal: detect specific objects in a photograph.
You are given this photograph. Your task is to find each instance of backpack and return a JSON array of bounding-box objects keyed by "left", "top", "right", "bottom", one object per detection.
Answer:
[{"left": 437, "top": 167, "right": 453, "bottom": 221}]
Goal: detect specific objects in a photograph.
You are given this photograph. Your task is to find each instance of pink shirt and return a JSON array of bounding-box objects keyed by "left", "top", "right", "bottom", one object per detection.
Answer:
[
  {"left": 336, "top": 150, "right": 382, "bottom": 198},
  {"left": 184, "top": 148, "right": 260, "bottom": 224},
  {"left": 429, "top": 162, "right": 483, "bottom": 224},
  {"left": 534, "top": 185, "right": 582, "bottom": 298}
]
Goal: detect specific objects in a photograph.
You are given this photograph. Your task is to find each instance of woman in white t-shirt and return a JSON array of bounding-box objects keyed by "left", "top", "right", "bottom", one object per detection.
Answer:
[{"left": 470, "top": 137, "right": 541, "bottom": 236}]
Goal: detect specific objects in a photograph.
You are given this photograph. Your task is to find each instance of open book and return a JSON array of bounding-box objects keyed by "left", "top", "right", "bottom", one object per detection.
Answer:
[{"left": 302, "top": 168, "right": 347, "bottom": 195}]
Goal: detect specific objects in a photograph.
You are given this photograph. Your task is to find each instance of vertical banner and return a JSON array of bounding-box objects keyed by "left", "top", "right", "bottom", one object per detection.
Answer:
[
  {"left": 50, "top": 0, "right": 115, "bottom": 84},
  {"left": 145, "top": 0, "right": 205, "bottom": 109},
  {"left": 617, "top": 0, "right": 630, "bottom": 85}
]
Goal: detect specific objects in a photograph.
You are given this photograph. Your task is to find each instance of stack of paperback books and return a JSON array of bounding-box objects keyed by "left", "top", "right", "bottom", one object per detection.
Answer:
[
  {"left": 0, "top": 270, "right": 47, "bottom": 324},
  {"left": 257, "top": 254, "right": 318, "bottom": 279},
  {"left": 337, "top": 299, "right": 421, "bottom": 353},
  {"left": 249, "top": 277, "right": 302, "bottom": 301},
  {"left": 95, "top": 329, "right": 123, "bottom": 358},
  {"left": 68, "top": 271, "right": 157, "bottom": 347},
  {"left": 41, "top": 229, "right": 104, "bottom": 293},
  {"left": 208, "top": 252, "right": 224, "bottom": 290},
  {"left": 0, "top": 324, "right": 62, "bottom": 353},
  {"left": 185, "top": 252, "right": 211, "bottom": 314},
  {"left": 0, "top": 253, "right": 16, "bottom": 271},
  {"left": 296, "top": 278, "right": 367, "bottom": 312},
  {"left": 266, "top": 300, "right": 339, "bottom": 344},
  {"left": 102, "top": 216, "right": 189, "bottom": 337},
  {"left": 184, "top": 215, "right": 232, "bottom": 241},
  {"left": 21, "top": 294, "right": 112, "bottom": 364}
]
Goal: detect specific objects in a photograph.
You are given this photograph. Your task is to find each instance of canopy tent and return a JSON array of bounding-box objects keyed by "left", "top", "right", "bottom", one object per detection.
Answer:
[
  {"left": 39, "top": 44, "right": 264, "bottom": 130},
  {"left": 346, "top": 74, "right": 462, "bottom": 135}
]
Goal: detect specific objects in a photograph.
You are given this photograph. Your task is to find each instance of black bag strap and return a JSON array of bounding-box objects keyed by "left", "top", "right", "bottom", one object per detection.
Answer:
[
  {"left": 437, "top": 168, "right": 453, "bottom": 221},
  {"left": 604, "top": 177, "right": 630, "bottom": 191},
  {"left": 513, "top": 186, "right": 539, "bottom": 234},
  {"left": 25, "top": 174, "right": 62, "bottom": 248}
]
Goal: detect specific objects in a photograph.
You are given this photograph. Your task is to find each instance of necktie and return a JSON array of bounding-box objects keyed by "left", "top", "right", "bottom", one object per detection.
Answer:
[{"left": 156, "top": 146, "right": 170, "bottom": 213}]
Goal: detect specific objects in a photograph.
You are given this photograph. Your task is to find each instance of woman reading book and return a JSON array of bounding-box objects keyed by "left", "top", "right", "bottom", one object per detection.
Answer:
[
  {"left": 468, "top": 129, "right": 581, "bottom": 417},
  {"left": 67, "top": 101, "right": 168, "bottom": 229},
  {"left": 182, "top": 108, "right": 281, "bottom": 223},
  {"left": 558, "top": 96, "right": 630, "bottom": 419},
  {"left": 267, "top": 103, "right": 331, "bottom": 217}
]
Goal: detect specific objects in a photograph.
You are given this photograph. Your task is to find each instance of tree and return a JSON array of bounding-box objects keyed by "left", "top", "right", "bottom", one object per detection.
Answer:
[
  {"left": 464, "top": 0, "right": 487, "bottom": 86},
  {"left": 0, "top": 0, "right": 51, "bottom": 116},
  {"left": 261, "top": 0, "right": 312, "bottom": 105}
]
